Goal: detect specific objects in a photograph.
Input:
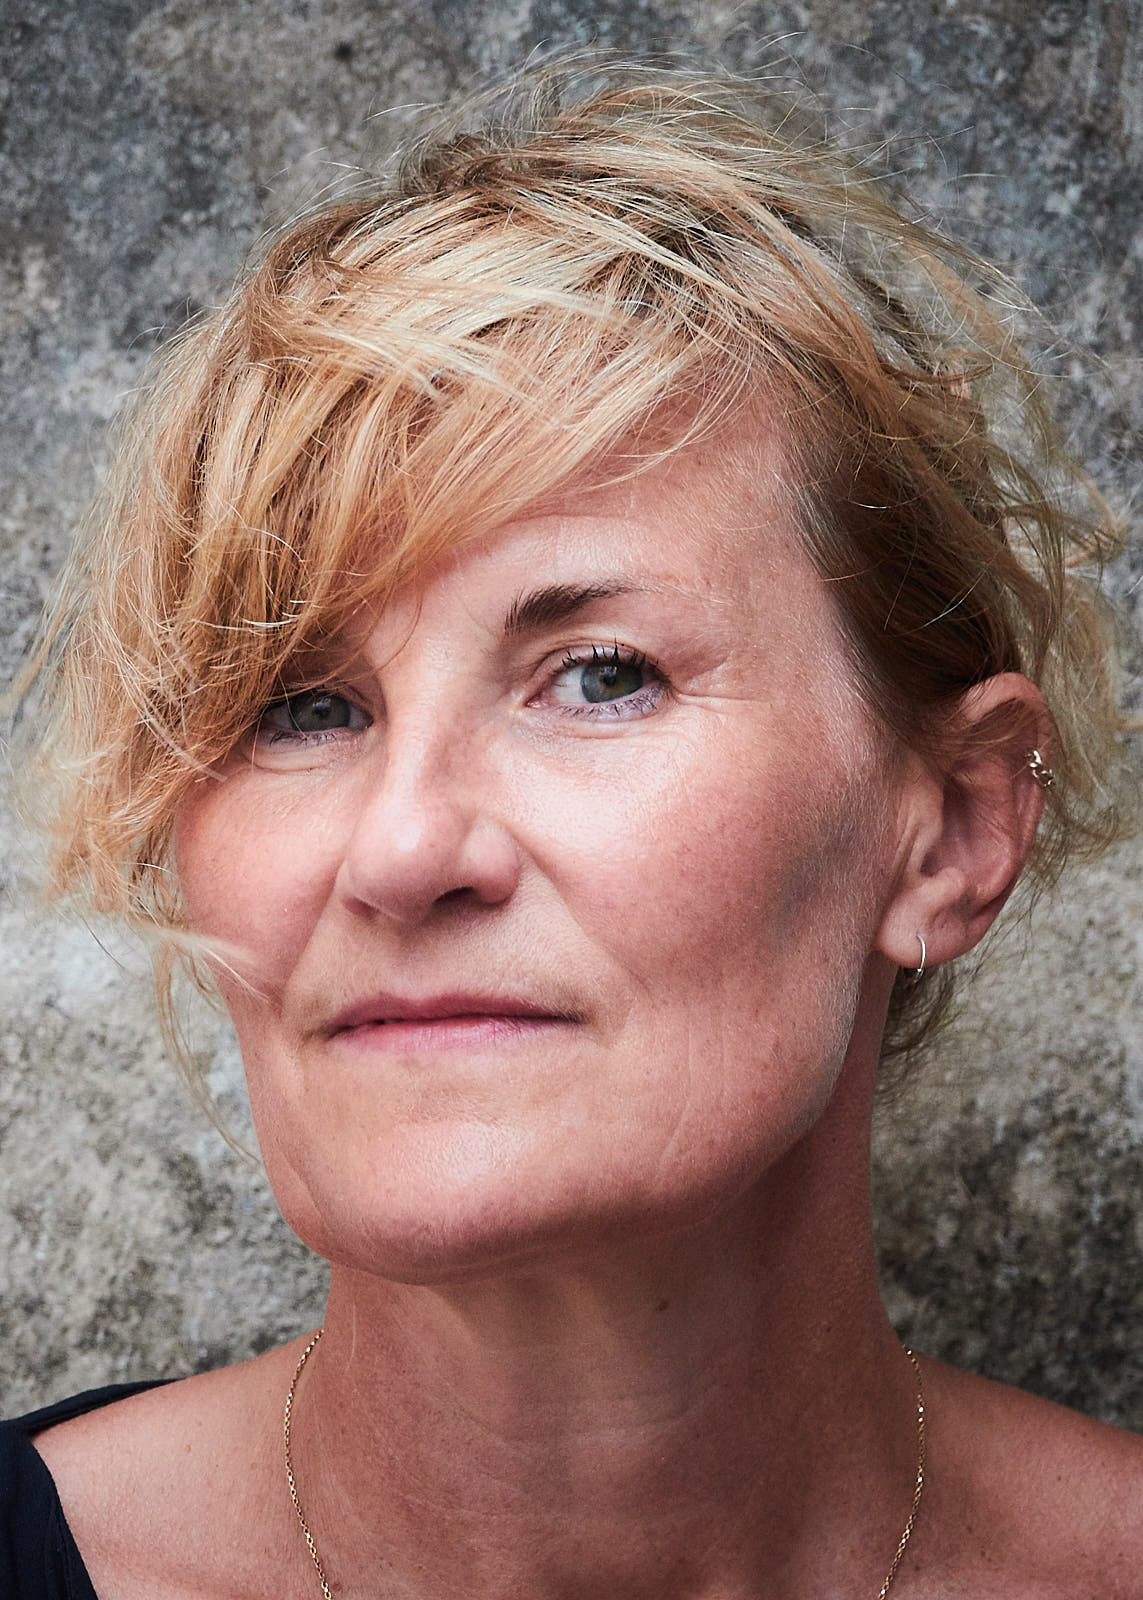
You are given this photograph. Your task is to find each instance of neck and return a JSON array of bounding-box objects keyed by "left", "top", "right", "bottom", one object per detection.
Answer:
[{"left": 289, "top": 1005, "right": 916, "bottom": 1600}]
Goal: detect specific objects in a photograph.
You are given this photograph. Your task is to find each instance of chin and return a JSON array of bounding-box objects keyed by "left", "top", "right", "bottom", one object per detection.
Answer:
[
  {"left": 263, "top": 1119, "right": 564, "bottom": 1282},
  {"left": 262, "top": 1116, "right": 788, "bottom": 1288},
  {"left": 282, "top": 1185, "right": 627, "bottom": 1288}
]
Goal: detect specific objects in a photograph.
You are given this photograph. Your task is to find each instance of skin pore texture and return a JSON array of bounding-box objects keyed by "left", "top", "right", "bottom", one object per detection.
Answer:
[{"left": 32, "top": 424, "right": 1143, "bottom": 1599}]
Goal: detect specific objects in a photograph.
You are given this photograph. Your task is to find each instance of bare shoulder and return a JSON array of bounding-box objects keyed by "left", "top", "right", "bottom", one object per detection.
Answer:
[
  {"left": 30, "top": 1343, "right": 306, "bottom": 1599},
  {"left": 922, "top": 1358, "right": 1143, "bottom": 1598},
  {"left": 31, "top": 1350, "right": 281, "bottom": 1490}
]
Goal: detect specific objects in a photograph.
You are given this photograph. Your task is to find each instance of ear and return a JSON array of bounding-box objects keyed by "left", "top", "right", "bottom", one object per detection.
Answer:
[{"left": 875, "top": 673, "right": 1054, "bottom": 972}]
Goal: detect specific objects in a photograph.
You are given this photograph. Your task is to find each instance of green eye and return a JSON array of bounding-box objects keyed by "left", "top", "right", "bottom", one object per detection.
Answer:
[
  {"left": 545, "top": 645, "right": 662, "bottom": 720},
  {"left": 578, "top": 658, "right": 645, "bottom": 702},
  {"left": 264, "top": 690, "right": 363, "bottom": 736}
]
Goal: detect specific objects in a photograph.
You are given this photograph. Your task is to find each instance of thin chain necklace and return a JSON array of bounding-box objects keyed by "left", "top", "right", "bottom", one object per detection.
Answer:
[
  {"left": 879, "top": 1347, "right": 927, "bottom": 1599},
  {"left": 283, "top": 1329, "right": 926, "bottom": 1600},
  {"left": 283, "top": 1329, "right": 333, "bottom": 1600}
]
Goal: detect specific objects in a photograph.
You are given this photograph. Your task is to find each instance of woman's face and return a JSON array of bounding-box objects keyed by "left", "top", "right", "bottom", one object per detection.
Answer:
[{"left": 176, "top": 426, "right": 907, "bottom": 1281}]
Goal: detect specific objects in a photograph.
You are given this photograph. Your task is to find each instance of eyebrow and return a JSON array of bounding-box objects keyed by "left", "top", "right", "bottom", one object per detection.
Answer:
[{"left": 503, "top": 582, "right": 638, "bottom": 638}]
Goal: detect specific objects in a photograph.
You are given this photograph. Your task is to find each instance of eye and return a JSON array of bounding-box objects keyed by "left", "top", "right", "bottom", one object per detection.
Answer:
[
  {"left": 257, "top": 688, "right": 370, "bottom": 743},
  {"left": 542, "top": 645, "right": 665, "bottom": 719}
]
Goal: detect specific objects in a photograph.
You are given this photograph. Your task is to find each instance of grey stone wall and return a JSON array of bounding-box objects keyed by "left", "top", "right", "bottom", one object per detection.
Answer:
[{"left": 2, "top": 0, "right": 1141, "bottom": 1423}]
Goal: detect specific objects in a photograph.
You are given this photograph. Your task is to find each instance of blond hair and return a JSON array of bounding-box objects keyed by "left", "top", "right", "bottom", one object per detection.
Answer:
[{"left": 25, "top": 61, "right": 1137, "bottom": 1066}]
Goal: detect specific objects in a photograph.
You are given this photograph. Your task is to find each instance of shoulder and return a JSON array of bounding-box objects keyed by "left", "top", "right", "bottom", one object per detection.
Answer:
[
  {"left": 29, "top": 1348, "right": 304, "bottom": 1600},
  {"left": 922, "top": 1358, "right": 1143, "bottom": 1598},
  {"left": 0, "top": 1402, "right": 108, "bottom": 1600}
]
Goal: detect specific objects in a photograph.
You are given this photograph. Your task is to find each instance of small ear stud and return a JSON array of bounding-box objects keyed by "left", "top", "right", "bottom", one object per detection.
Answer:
[
  {"left": 1026, "top": 749, "right": 1055, "bottom": 789},
  {"left": 901, "top": 932, "right": 927, "bottom": 987}
]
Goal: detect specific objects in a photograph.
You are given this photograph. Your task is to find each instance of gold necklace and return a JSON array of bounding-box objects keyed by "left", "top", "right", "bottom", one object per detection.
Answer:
[
  {"left": 879, "top": 1348, "right": 927, "bottom": 1599},
  {"left": 284, "top": 1329, "right": 333, "bottom": 1600},
  {"left": 283, "top": 1330, "right": 926, "bottom": 1599}
]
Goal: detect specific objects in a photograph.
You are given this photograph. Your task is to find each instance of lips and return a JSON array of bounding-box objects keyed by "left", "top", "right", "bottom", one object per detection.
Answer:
[{"left": 327, "top": 993, "right": 576, "bottom": 1037}]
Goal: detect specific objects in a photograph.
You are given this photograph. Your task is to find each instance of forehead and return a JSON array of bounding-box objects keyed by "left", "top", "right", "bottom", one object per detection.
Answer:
[{"left": 368, "top": 414, "right": 832, "bottom": 643}]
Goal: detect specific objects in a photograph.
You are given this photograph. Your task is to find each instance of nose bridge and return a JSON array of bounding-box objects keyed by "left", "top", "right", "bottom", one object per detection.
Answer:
[
  {"left": 337, "top": 694, "right": 517, "bottom": 923},
  {"left": 371, "top": 701, "right": 466, "bottom": 854}
]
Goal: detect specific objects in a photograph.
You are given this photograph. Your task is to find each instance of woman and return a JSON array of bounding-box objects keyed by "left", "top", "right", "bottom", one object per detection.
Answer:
[{"left": 5, "top": 61, "right": 1142, "bottom": 1599}]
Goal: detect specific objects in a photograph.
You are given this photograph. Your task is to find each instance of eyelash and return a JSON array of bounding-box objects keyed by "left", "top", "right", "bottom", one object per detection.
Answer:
[
  {"left": 252, "top": 684, "right": 368, "bottom": 748},
  {"left": 250, "top": 641, "right": 668, "bottom": 751},
  {"left": 543, "top": 643, "right": 667, "bottom": 721}
]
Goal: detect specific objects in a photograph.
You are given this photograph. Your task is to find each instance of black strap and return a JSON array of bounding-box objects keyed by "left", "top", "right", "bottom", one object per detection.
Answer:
[{"left": 0, "top": 1382, "right": 169, "bottom": 1599}]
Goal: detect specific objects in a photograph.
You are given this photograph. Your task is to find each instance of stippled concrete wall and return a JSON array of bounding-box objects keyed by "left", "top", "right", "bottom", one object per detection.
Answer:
[{"left": 2, "top": 0, "right": 1141, "bottom": 1423}]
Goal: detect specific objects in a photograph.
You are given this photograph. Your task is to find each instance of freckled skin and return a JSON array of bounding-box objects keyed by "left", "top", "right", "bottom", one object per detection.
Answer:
[
  {"left": 39, "top": 431, "right": 1143, "bottom": 1600},
  {"left": 175, "top": 431, "right": 902, "bottom": 1283}
]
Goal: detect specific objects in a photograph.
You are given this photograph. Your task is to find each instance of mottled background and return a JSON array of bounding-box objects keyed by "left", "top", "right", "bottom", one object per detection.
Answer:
[{"left": 2, "top": 1, "right": 1141, "bottom": 1423}]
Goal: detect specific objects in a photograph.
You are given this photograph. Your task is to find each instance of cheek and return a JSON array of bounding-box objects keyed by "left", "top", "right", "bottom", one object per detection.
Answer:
[
  {"left": 517, "top": 714, "right": 887, "bottom": 1112},
  {"left": 531, "top": 725, "right": 879, "bottom": 980},
  {"left": 173, "top": 777, "right": 341, "bottom": 1001}
]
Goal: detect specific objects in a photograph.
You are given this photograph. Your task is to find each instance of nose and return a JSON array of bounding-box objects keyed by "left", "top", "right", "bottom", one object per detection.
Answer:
[{"left": 333, "top": 717, "right": 522, "bottom": 927}]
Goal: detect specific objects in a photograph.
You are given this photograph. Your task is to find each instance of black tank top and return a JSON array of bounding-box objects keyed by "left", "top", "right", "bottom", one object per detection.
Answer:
[{"left": 0, "top": 1384, "right": 166, "bottom": 1599}]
